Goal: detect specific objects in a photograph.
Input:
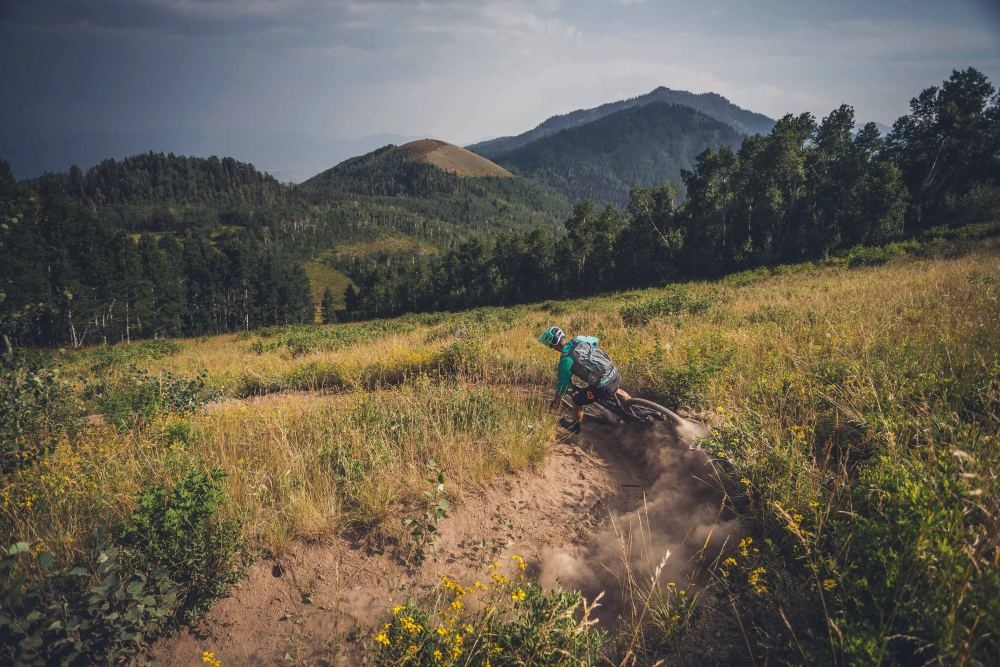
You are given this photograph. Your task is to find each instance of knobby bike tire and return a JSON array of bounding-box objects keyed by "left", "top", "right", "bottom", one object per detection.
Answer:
[{"left": 623, "top": 398, "right": 683, "bottom": 426}]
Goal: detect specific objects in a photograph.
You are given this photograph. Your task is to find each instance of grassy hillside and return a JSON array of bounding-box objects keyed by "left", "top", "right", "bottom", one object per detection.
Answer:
[
  {"left": 3, "top": 232, "right": 997, "bottom": 664},
  {"left": 404, "top": 139, "right": 512, "bottom": 177},
  {"left": 301, "top": 259, "right": 353, "bottom": 320}
]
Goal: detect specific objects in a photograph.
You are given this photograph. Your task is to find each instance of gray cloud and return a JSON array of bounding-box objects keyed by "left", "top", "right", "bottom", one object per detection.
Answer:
[{"left": 2, "top": 0, "right": 998, "bottom": 180}]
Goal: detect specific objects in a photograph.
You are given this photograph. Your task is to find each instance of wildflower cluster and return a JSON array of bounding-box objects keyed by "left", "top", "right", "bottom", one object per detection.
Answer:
[
  {"left": 370, "top": 555, "right": 602, "bottom": 665},
  {"left": 720, "top": 537, "right": 768, "bottom": 596},
  {"left": 201, "top": 650, "right": 221, "bottom": 666}
]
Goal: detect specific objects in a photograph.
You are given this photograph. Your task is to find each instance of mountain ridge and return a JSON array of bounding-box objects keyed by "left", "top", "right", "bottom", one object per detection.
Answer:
[
  {"left": 468, "top": 86, "right": 775, "bottom": 158},
  {"left": 491, "top": 101, "right": 744, "bottom": 207}
]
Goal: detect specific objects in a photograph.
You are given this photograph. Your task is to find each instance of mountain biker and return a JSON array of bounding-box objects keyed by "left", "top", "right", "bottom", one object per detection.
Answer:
[{"left": 538, "top": 326, "right": 631, "bottom": 434}]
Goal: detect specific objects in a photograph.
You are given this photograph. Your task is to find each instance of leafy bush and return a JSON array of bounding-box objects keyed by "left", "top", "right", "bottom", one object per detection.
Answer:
[
  {"left": 117, "top": 466, "right": 245, "bottom": 625},
  {"left": 85, "top": 365, "right": 211, "bottom": 429},
  {"left": 1, "top": 362, "right": 75, "bottom": 473},
  {"left": 0, "top": 466, "right": 244, "bottom": 665},
  {"left": 619, "top": 289, "right": 715, "bottom": 326},
  {"left": 650, "top": 356, "right": 720, "bottom": 409},
  {"left": 250, "top": 319, "right": 416, "bottom": 356},
  {"left": 845, "top": 244, "right": 894, "bottom": 267},
  {"left": 88, "top": 338, "right": 182, "bottom": 370},
  {"left": 0, "top": 541, "right": 178, "bottom": 666}
]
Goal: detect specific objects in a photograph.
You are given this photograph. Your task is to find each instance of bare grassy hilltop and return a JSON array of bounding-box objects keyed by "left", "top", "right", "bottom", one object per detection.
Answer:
[
  {"left": 3, "top": 230, "right": 998, "bottom": 665},
  {"left": 403, "top": 139, "right": 513, "bottom": 178}
]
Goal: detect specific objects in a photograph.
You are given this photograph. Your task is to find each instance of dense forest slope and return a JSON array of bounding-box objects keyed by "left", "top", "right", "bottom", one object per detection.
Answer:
[
  {"left": 0, "top": 141, "right": 569, "bottom": 344},
  {"left": 491, "top": 102, "right": 743, "bottom": 206},
  {"left": 468, "top": 86, "right": 774, "bottom": 158}
]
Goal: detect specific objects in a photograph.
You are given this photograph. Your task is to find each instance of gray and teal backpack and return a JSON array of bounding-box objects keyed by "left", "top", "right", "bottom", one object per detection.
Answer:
[{"left": 565, "top": 337, "right": 617, "bottom": 387}]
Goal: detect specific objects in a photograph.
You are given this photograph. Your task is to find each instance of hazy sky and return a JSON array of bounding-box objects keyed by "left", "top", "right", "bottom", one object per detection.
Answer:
[{"left": 2, "top": 0, "right": 999, "bottom": 179}]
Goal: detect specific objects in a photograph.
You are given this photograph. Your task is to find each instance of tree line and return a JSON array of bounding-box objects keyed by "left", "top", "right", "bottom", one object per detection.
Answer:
[
  {"left": 0, "top": 169, "right": 312, "bottom": 349},
  {"left": 342, "top": 68, "right": 999, "bottom": 320}
]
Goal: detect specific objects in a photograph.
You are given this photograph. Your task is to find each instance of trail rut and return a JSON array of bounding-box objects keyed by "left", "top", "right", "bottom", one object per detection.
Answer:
[{"left": 155, "top": 418, "right": 739, "bottom": 665}]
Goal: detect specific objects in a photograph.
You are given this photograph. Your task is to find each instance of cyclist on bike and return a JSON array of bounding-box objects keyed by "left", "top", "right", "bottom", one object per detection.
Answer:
[{"left": 538, "top": 326, "right": 631, "bottom": 434}]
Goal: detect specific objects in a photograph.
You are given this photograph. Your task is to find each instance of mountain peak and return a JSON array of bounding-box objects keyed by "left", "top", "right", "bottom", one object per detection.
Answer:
[
  {"left": 400, "top": 139, "right": 511, "bottom": 177},
  {"left": 468, "top": 87, "right": 774, "bottom": 159}
]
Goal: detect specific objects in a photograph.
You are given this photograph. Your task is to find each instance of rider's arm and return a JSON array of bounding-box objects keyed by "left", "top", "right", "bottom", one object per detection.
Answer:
[{"left": 555, "top": 355, "right": 574, "bottom": 396}]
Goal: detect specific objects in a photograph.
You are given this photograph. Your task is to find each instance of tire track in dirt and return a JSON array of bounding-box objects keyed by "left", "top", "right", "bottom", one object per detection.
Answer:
[{"left": 154, "top": 418, "right": 738, "bottom": 665}]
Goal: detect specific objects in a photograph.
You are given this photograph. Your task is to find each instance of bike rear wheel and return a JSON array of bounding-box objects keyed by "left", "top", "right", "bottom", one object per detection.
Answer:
[{"left": 623, "top": 398, "right": 683, "bottom": 426}]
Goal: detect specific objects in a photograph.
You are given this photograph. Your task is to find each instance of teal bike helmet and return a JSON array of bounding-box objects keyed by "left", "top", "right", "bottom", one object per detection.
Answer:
[{"left": 538, "top": 326, "right": 566, "bottom": 347}]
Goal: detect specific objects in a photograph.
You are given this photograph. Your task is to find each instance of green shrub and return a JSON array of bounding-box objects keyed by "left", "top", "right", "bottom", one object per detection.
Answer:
[
  {"left": 117, "top": 466, "right": 245, "bottom": 626},
  {"left": 846, "top": 245, "right": 894, "bottom": 268},
  {"left": 1, "top": 362, "right": 75, "bottom": 473},
  {"left": 0, "top": 466, "right": 244, "bottom": 665},
  {"left": 0, "top": 541, "right": 178, "bottom": 666},
  {"left": 250, "top": 319, "right": 417, "bottom": 356},
  {"left": 87, "top": 338, "right": 182, "bottom": 370},
  {"left": 619, "top": 288, "right": 717, "bottom": 327},
  {"left": 85, "top": 365, "right": 211, "bottom": 429}
]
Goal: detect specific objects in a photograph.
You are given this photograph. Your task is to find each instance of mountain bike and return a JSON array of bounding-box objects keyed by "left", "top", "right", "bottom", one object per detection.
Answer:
[{"left": 561, "top": 383, "right": 682, "bottom": 427}]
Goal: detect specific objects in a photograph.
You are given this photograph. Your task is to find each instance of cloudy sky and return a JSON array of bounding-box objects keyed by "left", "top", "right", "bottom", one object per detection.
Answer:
[{"left": 2, "top": 0, "right": 999, "bottom": 180}]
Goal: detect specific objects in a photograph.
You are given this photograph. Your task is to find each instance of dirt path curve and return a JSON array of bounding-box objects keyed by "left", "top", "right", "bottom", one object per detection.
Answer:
[{"left": 155, "top": 420, "right": 738, "bottom": 666}]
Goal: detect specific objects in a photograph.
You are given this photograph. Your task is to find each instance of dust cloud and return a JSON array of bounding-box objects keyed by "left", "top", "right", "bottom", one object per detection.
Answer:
[{"left": 537, "top": 419, "right": 741, "bottom": 619}]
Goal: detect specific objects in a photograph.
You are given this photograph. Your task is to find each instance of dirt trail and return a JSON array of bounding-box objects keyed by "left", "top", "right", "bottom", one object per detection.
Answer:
[{"left": 155, "top": 419, "right": 739, "bottom": 665}]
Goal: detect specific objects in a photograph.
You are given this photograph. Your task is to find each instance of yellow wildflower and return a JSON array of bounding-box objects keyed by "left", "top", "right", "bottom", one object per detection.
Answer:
[
  {"left": 511, "top": 589, "right": 526, "bottom": 603},
  {"left": 748, "top": 566, "right": 768, "bottom": 594},
  {"left": 374, "top": 631, "right": 390, "bottom": 646},
  {"left": 822, "top": 578, "right": 838, "bottom": 590},
  {"left": 201, "top": 651, "right": 221, "bottom": 667},
  {"left": 392, "top": 604, "right": 405, "bottom": 615},
  {"left": 400, "top": 615, "right": 422, "bottom": 634},
  {"left": 738, "top": 536, "right": 752, "bottom": 558}
]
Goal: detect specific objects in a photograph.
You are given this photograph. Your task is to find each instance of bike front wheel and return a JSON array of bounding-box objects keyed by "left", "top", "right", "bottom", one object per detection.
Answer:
[{"left": 623, "top": 398, "right": 683, "bottom": 426}]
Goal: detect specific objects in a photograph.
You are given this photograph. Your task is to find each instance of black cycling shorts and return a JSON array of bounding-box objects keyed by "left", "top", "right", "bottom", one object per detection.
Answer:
[{"left": 572, "top": 371, "right": 621, "bottom": 406}]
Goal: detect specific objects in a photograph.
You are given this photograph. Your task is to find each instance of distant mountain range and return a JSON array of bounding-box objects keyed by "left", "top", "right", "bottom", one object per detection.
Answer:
[{"left": 467, "top": 86, "right": 775, "bottom": 159}]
